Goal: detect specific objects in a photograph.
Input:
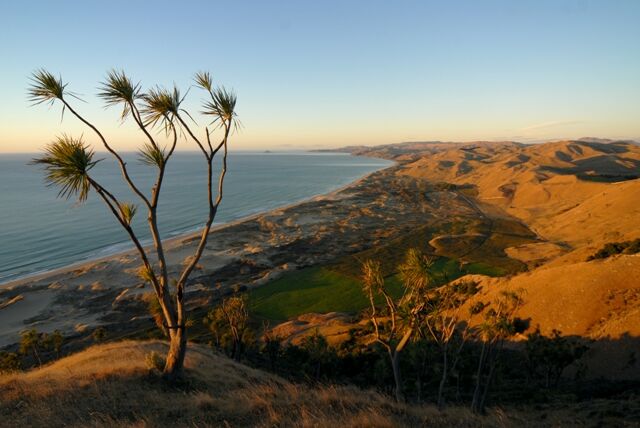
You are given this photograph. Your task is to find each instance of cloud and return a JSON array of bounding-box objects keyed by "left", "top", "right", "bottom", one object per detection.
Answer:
[{"left": 519, "top": 120, "right": 585, "bottom": 132}]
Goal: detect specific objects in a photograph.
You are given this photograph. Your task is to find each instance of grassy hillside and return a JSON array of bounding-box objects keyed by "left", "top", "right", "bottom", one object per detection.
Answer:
[
  {"left": 464, "top": 254, "right": 640, "bottom": 340},
  {"left": 397, "top": 140, "right": 640, "bottom": 265},
  {"left": 1, "top": 340, "right": 636, "bottom": 427}
]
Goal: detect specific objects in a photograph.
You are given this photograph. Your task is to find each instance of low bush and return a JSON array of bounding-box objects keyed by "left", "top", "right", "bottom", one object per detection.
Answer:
[{"left": 587, "top": 238, "right": 640, "bottom": 261}]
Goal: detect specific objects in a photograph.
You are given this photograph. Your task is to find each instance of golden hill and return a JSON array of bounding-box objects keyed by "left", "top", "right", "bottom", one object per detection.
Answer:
[
  {"left": 279, "top": 141, "right": 640, "bottom": 376},
  {"left": 458, "top": 253, "right": 640, "bottom": 380},
  {"left": 325, "top": 139, "right": 640, "bottom": 383},
  {"left": 399, "top": 140, "right": 640, "bottom": 264},
  {"left": 0, "top": 340, "right": 635, "bottom": 427}
]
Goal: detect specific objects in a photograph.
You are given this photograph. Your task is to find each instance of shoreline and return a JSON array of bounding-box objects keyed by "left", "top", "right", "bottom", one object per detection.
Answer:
[
  {"left": 0, "top": 151, "right": 484, "bottom": 348},
  {"left": 1, "top": 159, "right": 395, "bottom": 289}
]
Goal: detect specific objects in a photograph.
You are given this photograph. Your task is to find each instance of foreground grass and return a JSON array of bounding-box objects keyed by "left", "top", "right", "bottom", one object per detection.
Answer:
[
  {"left": 0, "top": 340, "right": 525, "bottom": 428},
  {"left": 2, "top": 340, "right": 635, "bottom": 427}
]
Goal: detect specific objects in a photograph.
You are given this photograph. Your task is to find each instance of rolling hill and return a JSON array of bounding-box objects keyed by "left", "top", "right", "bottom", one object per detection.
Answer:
[
  {"left": 317, "top": 139, "right": 640, "bottom": 380},
  {"left": 398, "top": 139, "right": 640, "bottom": 263}
]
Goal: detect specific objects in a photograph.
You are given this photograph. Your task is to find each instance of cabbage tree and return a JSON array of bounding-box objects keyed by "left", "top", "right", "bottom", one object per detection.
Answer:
[{"left": 29, "top": 69, "right": 238, "bottom": 379}]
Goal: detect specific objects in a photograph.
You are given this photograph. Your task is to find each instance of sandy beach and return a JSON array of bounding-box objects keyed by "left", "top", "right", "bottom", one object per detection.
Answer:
[
  {"left": 6, "top": 163, "right": 476, "bottom": 348},
  {"left": 0, "top": 158, "right": 501, "bottom": 348}
]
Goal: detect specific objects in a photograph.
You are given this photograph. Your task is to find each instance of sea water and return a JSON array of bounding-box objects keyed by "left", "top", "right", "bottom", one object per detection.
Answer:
[{"left": 0, "top": 152, "right": 391, "bottom": 283}]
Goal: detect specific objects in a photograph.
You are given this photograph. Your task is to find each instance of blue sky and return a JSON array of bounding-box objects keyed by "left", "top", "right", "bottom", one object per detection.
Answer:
[{"left": 1, "top": 0, "right": 639, "bottom": 152}]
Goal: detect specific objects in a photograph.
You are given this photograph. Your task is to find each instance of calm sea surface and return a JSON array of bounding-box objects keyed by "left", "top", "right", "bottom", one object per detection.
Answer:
[{"left": 0, "top": 152, "right": 391, "bottom": 283}]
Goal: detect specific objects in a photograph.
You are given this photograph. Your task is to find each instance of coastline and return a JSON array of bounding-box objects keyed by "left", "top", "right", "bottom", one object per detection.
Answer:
[
  {"left": 1, "top": 158, "right": 394, "bottom": 289},
  {"left": 0, "top": 157, "right": 422, "bottom": 348},
  {"left": 1, "top": 151, "right": 490, "bottom": 349}
]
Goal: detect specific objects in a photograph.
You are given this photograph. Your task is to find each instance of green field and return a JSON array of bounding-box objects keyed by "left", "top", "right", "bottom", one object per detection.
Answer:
[
  {"left": 249, "top": 267, "right": 385, "bottom": 320},
  {"left": 249, "top": 217, "right": 530, "bottom": 321},
  {"left": 248, "top": 257, "right": 505, "bottom": 321}
]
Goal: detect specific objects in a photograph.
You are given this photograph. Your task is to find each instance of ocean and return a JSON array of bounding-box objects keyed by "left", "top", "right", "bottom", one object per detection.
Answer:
[{"left": 0, "top": 151, "right": 392, "bottom": 284}]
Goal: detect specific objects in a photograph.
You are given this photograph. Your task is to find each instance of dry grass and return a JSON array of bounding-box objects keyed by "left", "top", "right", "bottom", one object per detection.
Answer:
[
  {"left": 400, "top": 140, "right": 640, "bottom": 265},
  {"left": 0, "top": 340, "right": 616, "bottom": 427},
  {"left": 460, "top": 254, "right": 640, "bottom": 342}
]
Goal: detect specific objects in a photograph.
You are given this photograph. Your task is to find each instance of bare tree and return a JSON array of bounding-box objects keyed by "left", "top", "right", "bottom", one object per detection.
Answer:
[
  {"left": 470, "top": 289, "right": 524, "bottom": 414},
  {"left": 19, "top": 329, "right": 42, "bottom": 366},
  {"left": 29, "top": 69, "right": 238, "bottom": 379},
  {"left": 205, "top": 295, "right": 249, "bottom": 360},
  {"left": 421, "top": 280, "right": 480, "bottom": 409},
  {"left": 361, "top": 248, "right": 434, "bottom": 402}
]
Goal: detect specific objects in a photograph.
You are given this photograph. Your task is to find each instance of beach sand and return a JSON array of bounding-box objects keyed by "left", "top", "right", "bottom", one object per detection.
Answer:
[
  {"left": 1, "top": 164, "right": 481, "bottom": 347},
  {"left": 3, "top": 157, "right": 544, "bottom": 348}
]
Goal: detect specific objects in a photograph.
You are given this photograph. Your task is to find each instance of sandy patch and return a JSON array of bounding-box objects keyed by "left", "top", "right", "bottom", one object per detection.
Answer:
[
  {"left": 505, "top": 242, "right": 567, "bottom": 265},
  {"left": 0, "top": 290, "right": 55, "bottom": 346}
]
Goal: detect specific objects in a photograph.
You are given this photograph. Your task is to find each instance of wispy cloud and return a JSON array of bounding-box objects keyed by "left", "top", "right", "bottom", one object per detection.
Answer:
[{"left": 520, "top": 120, "right": 584, "bottom": 132}]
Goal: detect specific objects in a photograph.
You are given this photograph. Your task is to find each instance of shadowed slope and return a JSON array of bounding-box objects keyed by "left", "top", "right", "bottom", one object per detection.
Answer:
[
  {"left": 0, "top": 340, "right": 494, "bottom": 427},
  {"left": 459, "top": 254, "right": 640, "bottom": 380},
  {"left": 2, "top": 340, "right": 634, "bottom": 427},
  {"left": 466, "top": 254, "right": 640, "bottom": 339}
]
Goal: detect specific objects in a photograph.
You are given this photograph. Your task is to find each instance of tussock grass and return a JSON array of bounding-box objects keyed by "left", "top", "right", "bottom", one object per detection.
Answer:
[
  {"left": 0, "top": 341, "right": 481, "bottom": 427},
  {"left": 0, "top": 340, "right": 626, "bottom": 427}
]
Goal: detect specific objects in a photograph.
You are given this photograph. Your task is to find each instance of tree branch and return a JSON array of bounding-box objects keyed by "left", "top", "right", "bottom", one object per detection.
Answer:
[
  {"left": 62, "top": 100, "right": 151, "bottom": 209},
  {"left": 176, "top": 114, "right": 209, "bottom": 158},
  {"left": 175, "top": 120, "right": 232, "bottom": 323}
]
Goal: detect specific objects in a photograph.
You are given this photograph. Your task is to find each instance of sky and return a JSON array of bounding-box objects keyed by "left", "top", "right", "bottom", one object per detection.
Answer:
[{"left": 0, "top": 0, "right": 639, "bottom": 152}]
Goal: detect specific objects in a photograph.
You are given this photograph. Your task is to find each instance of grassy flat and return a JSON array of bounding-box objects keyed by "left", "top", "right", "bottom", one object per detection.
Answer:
[
  {"left": 248, "top": 267, "right": 381, "bottom": 320},
  {"left": 248, "top": 256, "right": 504, "bottom": 321}
]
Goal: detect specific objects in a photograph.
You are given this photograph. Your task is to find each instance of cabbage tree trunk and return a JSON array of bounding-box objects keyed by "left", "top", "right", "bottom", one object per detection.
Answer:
[{"left": 164, "top": 326, "right": 187, "bottom": 379}]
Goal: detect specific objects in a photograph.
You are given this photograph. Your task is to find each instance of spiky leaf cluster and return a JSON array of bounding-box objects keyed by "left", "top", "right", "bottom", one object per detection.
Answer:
[
  {"left": 140, "top": 86, "right": 183, "bottom": 130},
  {"left": 398, "top": 248, "right": 435, "bottom": 297},
  {"left": 31, "top": 135, "right": 99, "bottom": 202},
  {"left": 202, "top": 86, "right": 239, "bottom": 129},
  {"left": 194, "top": 71, "right": 213, "bottom": 92},
  {"left": 138, "top": 143, "right": 166, "bottom": 167},
  {"left": 119, "top": 202, "right": 137, "bottom": 226},
  {"left": 138, "top": 265, "right": 155, "bottom": 283},
  {"left": 478, "top": 290, "right": 525, "bottom": 341},
  {"left": 98, "top": 70, "right": 141, "bottom": 120},
  {"left": 27, "top": 69, "right": 67, "bottom": 105},
  {"left": 361, "top": 259, "right": 384, "bottom": 295}
]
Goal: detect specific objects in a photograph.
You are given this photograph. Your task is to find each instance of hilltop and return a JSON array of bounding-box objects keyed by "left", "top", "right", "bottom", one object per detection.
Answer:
[{"left": 1, "top": 340, "right": 636, "bottom": 427}]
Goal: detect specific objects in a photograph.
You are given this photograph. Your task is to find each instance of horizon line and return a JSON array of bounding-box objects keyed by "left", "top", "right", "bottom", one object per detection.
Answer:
[{"left": 1, "top": 136, "right": 639, "bottom": 155}]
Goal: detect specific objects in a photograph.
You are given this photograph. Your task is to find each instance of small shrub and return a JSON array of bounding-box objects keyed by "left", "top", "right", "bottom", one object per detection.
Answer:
[
  {"left": 623, "top": 239, "right": 640, "bottom": 254},
  {"left": 0, "top": 351, "right": 21, "bottom": 373},
  {"left": 19, "top": 329, "right": 44, "bottom": 365},
  {"left": 92, "top": 327, "right": 106, "bottom": 343},
  {"left": 49, "top": 330, "right": 64, "bottom": 357},
  {"left": 525, "top": 328, "right": 589, "bottom": 388},
  {"left": 145, "top": 351, "right": 165, "bottom": 372}
]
